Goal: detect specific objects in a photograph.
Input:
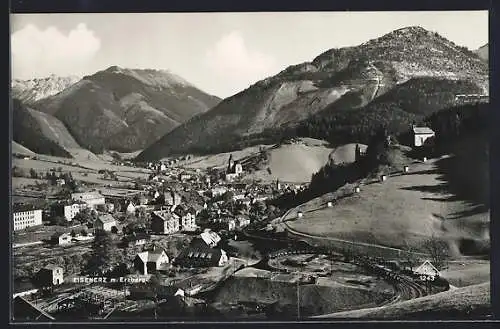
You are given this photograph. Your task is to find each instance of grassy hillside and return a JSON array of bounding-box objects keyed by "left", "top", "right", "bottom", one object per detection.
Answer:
[
  {"left": 12, "top": 99, "right": 72, "bottom": 158},
  {"left": 316, "top": 282, "right": 490, "bottom": 319},
  {"left": 286, "top": 154, "right": 489, "bottom": 256},
  {"left": 178, "top": 138, "right": 337, "bottom": 183},
  {"left": 11, "top": 141, "right": 36, "bottom": 156},
  {"left": 25, "top": 107, "right": 81, "bottom": 149}
]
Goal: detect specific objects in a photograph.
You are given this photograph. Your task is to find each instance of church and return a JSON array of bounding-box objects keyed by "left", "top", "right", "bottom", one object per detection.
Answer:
[{"left": 225, "top": 154, "right": 243, "bottom": 181}]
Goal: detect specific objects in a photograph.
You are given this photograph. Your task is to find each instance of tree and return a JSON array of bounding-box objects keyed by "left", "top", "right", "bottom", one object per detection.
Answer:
[
  {"left": 29, "top": 168, "right": 38, "bottom": 179},
  {"left": 422, "top": 235, "right": 449, "bottom": 270},
  {"left": 149, "top": 272, "right": 163, "bottom": 319},
  {"left": 80, "top": 228, "right": 88, "bottom": 236},
  {"left": 111, "top": 226, "right": 119, "bottom": 234},
  {"left": 85, "top": 229, "right": 118, "bottom": 276},
  {"left": 12, "top": 166, "right": 26, "bottom": 178},
  {"left": 70, "top": 229, "right": 77, "bottom": 237},
  {"left": 250, "top": 200, "right": 267, "bottom": 221},
  {"left": 74, "top": 208, "right": 94, "bottom": 224}
]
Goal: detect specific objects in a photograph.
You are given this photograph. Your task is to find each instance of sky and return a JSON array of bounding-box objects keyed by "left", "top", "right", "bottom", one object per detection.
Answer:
[{"left": 10, "top": 11, "right": 488, "bottom": 98}]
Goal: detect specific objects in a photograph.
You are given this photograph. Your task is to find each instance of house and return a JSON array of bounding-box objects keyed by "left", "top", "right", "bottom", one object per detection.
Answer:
[
  {"left": 134, "top": 247, "right": 170, "bottom": 275},
  {"left": 51, "top": 202, "right": 87, "bottom": 222},
  {"left": 12, "top": 205, "right": 43, "bottom": 231},
  {"left": 151, "top": 210, "right": 180, "bottom": 234},
  {"left": 227, "top": 219, "right": 236, "bottom": 231},
  {"left": 55, "top": 178, "right": 65, "bottom": 186},
  {"left": 164, "top": 190, "right": 182, "bottom": 206},
  {"left": 71, "top": 191, "right": 105, "bottom": 208},
  {"left": 37, "top": 265, "right": 64, "bottom": 286},
  {"left": 51, "top": 232, "right": 72, "bottom": 245},
  {"left": 122, "top": 233, "right": 150, "bottom": 247},
  {"left": 200, "top": 230, "right": 221, "bottom": 248},
  {"left": 174, "top": 205, "right": 197, "bottom": 231},
  {"left": 175, "top": 237, "right": 229, "bottom": 268},
  {"left": 412, "top": 125, "right": 435, "bottom": 147},
  {"left": 414, "top": 260, "right": 441, "bottom": 278},
  {"left": 179, "top": 173, "right": 192, "bottom": 181},
  {"left": 236, "top": 216, "right": 250, "bottom": 228},
  {"left": 211, "top": 186, "right": 228, "bottom": 198},
  {"left": 126, "top": 201, "right": 136, "bottom": 214},
  {"left": 188, "top": 204, "right": 204, "bottom": 217},
  {"left": 95, "top": 214, "right": 117, "bottom": 232}
]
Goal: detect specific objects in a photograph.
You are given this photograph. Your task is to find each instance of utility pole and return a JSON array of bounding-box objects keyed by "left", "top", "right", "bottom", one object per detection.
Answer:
[{"left": 296, "top": 279, "right": 300, "bottom": 320}]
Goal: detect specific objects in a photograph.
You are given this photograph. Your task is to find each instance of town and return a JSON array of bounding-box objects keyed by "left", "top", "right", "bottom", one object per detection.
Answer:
[
  {"left": 10, "top": 11, "right": 491, "bottom": 322},
  {"left": 12, "top": 151, "right": 315, "bottom": 319}
]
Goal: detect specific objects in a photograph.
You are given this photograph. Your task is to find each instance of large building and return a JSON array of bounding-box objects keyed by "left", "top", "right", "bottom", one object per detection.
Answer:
[
  {"left": 13, "top": 205, "right": 43, "bottom": 231},
  {"left": 175, "top": 234, "right": 228, "bottom": 268},
  {"left": 151, "top": 210, "right": 180, "bottom": 234},
  {"left": 51, "top": 202, "right": 87, "bottom": 222},
  {"left": 71, "top": 191, "right": 105, "bottom": 209}
]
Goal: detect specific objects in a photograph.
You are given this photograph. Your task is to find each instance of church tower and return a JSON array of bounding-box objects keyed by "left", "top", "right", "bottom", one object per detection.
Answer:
[{"left": 227, "top": 154, "right": 234, "bottom": 173}]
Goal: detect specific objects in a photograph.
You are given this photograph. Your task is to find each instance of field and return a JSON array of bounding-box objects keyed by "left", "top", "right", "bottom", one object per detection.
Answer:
[
  {"left": 12, "top": 151, "right": 152, "bottom": 191},
  {"left": 315, "top": 282, "right": 491, "bottom": 319},
  {"left": 440, "top": 260, "right": 490, "bottom": 287},
  {"left": 177, "top": 138, "right": 340, "bottom": 183},
  {"left": 285, "top": 157, "right": 490, "bottom": 256}
]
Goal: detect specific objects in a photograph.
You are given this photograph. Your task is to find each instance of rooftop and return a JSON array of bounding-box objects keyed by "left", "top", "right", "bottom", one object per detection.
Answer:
[
  {"left": 412, "top": 126, "right": 435, "bottom": 135},
  {"left": 98, "top": 214, "right": 116, "bottom": 224},
  {"left": 136, "top": 249, "right": 167, "bottom": 264}
]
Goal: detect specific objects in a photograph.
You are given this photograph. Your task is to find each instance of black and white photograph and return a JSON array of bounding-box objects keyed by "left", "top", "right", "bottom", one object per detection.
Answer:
[{"left": 9, "top": 10, "right": 491, "bottom": 322}]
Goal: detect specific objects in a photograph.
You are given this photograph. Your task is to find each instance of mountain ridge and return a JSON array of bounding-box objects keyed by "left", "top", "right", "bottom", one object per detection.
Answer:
[
  {"left": 31, "top": 67, "right": 221, "bottom": 153},
  {"left": 137, "top": 26, "right": 488, "bottom": 161}
]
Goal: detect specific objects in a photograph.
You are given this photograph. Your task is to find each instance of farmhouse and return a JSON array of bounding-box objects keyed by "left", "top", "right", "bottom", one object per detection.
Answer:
[
  {"left": 412, "top": 125, "right": 435, "bottom": 147},
  {"left": 414, "top": 260, "right": 441, "bottom": 278},
  {"left": 13, "top": 204, "right": 43, "bottom": 231},
  {"left": 37, "top": 265, "right": 64, "bottom": 286},
  {"left": 134, "top": 247, "right": 170, "bottom": 275},
  {"left": 95, "top": 214, "right": 117, "bottom": 232},
  {"left": 151, "top": 210, "right": 180, "bottom": 234},
  {"left": 71, "top": 191, "right": 105, "bottom": 208}
]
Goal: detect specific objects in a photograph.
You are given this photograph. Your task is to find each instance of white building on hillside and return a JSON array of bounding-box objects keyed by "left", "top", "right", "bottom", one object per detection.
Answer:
[
  {"left": 414, "top": 260, "right": 441, "bottom": 278},
  {"left": 412, "top": 125, "right": 435, "bottom": 147}
]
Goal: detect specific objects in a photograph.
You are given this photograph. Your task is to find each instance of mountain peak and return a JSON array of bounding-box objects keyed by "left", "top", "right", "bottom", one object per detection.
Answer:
[{"left": 394, "top": 25, "right": 428, "bottom": 34}]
